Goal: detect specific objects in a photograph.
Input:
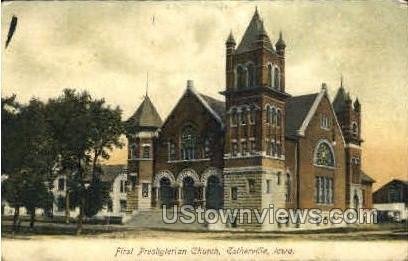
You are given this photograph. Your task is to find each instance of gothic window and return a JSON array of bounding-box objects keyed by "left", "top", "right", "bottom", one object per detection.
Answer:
[
  {"left": 268, "top": 64, "right": 273, "bottom": 87},
  {"left": 315, "top": 176, "right": 334, "bottom": 204},
  {"left": 168, "top": 142, "right": 176, "bottom": 161},
  {"left": 277, "top": 109, "right": 282, "bottom": 127},
  {"left": 273, "top": 66, "right": 280, "bottom": 90},
  {"left": 181, "top": 125, "right": 198, "bottom": 160},
  {"left": 320, "top": 114, "right": 331, "bottom": 129},
  {"left": 237, "top": 65, "right": 247, "bottom": 89},
  {"left": 271, "top": 140, "right": 277, "bottom": 156},
  {"left": 271, "top": 107, "right": 277, "bottom": 125},
  {"left": 247, "top": 63, "right": 255, "bottom": 88},
  {"left": 130, "top": 143, "right": 138, "bottom": 159},
  {"left": 352, "top": 122, "right": 358, "bottom": 137},
  {"left": 241, "top": 108, "right": 247, "bottom": 125},
  {"left": 231, "top": 108, "right": 238, "bottom": 126},
  {"left": 314, "top": 141, "right": 335, "bottom": 167},
  {"left": 265, "top": 105, "right": 271, "bottom": 124},
  {"left": 249, "top": 106, "right": 256, "bottom": 124}
]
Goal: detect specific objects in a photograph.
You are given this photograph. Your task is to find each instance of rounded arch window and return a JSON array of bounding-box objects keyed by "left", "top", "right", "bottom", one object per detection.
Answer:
[
  {"left": 247, "top": 63, "right": 255, "bottom": 88},
  {"left": 352, "top": 122, "right": 358, "bottom": 136},
  {"left": 273, "top": 66, "right": 280, "bottom": 90},
  {"left": 181, "top": 125, "right": 198, "bottom": 160},
  {"left": 314, "top": 140, "right": 335, "bottom": 167},
  {"left": 236, "top": 65, "right": 247, "bottom": 89}
]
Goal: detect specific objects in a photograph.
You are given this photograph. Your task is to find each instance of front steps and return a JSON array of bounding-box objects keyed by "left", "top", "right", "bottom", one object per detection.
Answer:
[{"left": 124, "top": 208, "right": 207, "bottom": 231}]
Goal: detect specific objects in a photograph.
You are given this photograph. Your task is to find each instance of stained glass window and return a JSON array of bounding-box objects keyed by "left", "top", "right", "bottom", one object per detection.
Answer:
[{"left": 315, "top": 142, "right": 335, "bottom": 167}]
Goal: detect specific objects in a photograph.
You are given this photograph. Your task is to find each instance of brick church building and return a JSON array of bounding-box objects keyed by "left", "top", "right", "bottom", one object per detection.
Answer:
[{"left": 124, "top": 9, "right": 374, "bottom": 229}]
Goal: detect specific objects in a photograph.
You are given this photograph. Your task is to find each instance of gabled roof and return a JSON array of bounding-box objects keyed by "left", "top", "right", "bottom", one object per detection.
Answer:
[
  {"left": 83, "top": 164, "right": 126, "bottom": 183},
  {"left": 285, "top": 93, "right": 319, "bottom": 138},
  {"left": 236, "top": 9, "right": 274, "bottom": 54},
  {"left": 285, "top": 86, "right": 346, "bottom": 144},
  {"left": 161, "top": 81, "right": 225, "bottom": 130},
  {"left": 199, "top": 93, "right": 226, "bottom": 122},
  {"left": 127, "top": 95, "right": 162, "bottom": 129}
]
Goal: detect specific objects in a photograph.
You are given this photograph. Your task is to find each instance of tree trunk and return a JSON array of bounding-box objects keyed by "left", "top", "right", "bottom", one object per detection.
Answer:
[
  {"left": 76, "top": 203, "right": 83, "bottom": 235},
  {"left": 65, "top": 191, "right": 70, "bottom": 224},
  {"left": 76, "top": 157, "right": 84, "bottom": 235},
  {"left": 12, "top": 206, "right": 20, "bottom": 232},
  {"left": 29, "top": 209, "right": 36, "bottom": 229}
]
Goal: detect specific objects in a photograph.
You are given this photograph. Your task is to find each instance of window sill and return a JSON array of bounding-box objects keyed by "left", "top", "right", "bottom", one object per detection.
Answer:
[
  {"left": 313, "top": 164, "right": 336, "bottom": 170},
  {"left": 167, "top": 158, "right": 210, "bottom": 163}
]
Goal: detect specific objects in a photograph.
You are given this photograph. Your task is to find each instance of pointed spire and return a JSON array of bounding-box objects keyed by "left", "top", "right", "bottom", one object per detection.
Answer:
[
  {"left": 226, "top": 30, "right": 236, "bottom": 46},
  {"left": 236, "top": 8, "right": 273, "bottom": 53},
  {"left": 276, "top": 30, "right": 286, "bottom": 50},
  {"left": 254, "top": 6, "right": 259, "bottom": 18},
  {"left": 145, "top": 72, "right": 149, "bottom": 97},
  {"left": 340, "top": 74, "right": 344, "bottom": 89},
  {"left": 354, "top": 98, "right": 361, "bottom": 112}
]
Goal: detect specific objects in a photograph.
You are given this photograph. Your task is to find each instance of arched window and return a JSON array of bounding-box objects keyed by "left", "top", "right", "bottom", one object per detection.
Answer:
[
  {"left": 249, "top": 105, "right": 256, "bottom": 124},
  {"left": 181, "top": 125, "right": 198, "bottom": 160},
  {"left": 130, "top": 143, "right": 138, "bottom": 159},
  {"left": 352, "top": 122, "right": 358, "bottom": 137},
  {"left": 204, "top": 137, "right": 211, "bottom": 158},
  {"left": 247, "top": 63, "right": 255, "bottom": 88},
  {"left": 241, "top": 108, "right": 247, "bottom": 125},
  {"left": 277, "top": 109, "right": 282, "bottom": 127},
  {"left": 273, "top": 66, "right": 280, "bottom": 90},
  {"left": 271, "top": 107, "right": 277, "bottom": 125},
  {"left": 237, "top": 65, "right": 247, "bottom": 89},
  {"left": 230, "top": 108, "right": 238, "bottom": 126},
  {"left": 267, "top": 64, "right": 273, "bottom": 87},
  {"left": 265, "top": 105, "right": 271, "bottom": 124},
  {"left": 314, "top": 141, "right": 335, "bottom": 167}
]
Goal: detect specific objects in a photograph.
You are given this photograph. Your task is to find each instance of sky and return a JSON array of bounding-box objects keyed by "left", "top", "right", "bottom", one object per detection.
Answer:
[{"left": 2, "top": 1, "right": 407, "bottom": 190}]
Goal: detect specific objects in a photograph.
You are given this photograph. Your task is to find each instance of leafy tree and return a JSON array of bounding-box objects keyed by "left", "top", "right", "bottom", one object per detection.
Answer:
[
  {"left": 47, "top": 89, "right": 124, "bottom": 234},
  {"left": 2, "top": 98, "right": 58, "bottom": 230}
]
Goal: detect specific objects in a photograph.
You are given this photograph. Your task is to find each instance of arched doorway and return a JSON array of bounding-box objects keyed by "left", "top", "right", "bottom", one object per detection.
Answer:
[
  {"left": 159, "top": 177, "right": 173, "bottom": 207},
  {"left": 182, "top": 177, "right": 195, "bottom": 206},
  {"left": 206, "top": 175, "right": 223, "bottom": 210}
]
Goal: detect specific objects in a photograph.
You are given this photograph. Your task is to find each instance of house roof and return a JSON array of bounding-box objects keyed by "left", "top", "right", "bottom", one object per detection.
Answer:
[
  {"left": 84, "top": 164, "right": 126, "bottom": 183},
  {"left": 285, "top": 93, "right": 319, "bottom": 138},
  {"left": 236, "top": 9, "right": 274, "bottom": 54},
  {"left": 199, "top": 93, "right": 226, "bottom": 122},
  {"left": 127, "top": 95, "right": 162, "bottom": 129}
]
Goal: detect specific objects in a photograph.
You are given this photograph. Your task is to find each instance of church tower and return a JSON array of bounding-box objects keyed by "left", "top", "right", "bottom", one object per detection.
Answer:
[
  {"left": 333, "top": 78, "right": 363, "bottom": 208},
  {"left": 125, "top": 94, "right": 162, "bottom": 213},
  {"left": 222, "top": 9, "right": 290, "bottom": 229}
]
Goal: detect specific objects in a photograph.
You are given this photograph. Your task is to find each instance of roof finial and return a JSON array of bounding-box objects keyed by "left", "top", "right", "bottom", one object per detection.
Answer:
[
  {"left": 340, "top": 74, "right": 344, "bottom": 88},
  {"left": 254, "top": 6, "right": 259, "bottom": 17},
  {"left": 145, "top": 72, "right": 149, "bottom": 97}
]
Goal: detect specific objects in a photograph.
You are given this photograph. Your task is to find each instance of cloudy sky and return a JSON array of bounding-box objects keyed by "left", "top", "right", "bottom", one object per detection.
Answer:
[{"left": 2, "top": 1, "right": 407, "bottom": 189}]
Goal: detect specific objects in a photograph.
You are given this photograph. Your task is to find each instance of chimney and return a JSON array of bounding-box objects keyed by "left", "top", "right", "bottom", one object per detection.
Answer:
[{"left": 187, "top": 80, "right": 194, "bottom": 90}]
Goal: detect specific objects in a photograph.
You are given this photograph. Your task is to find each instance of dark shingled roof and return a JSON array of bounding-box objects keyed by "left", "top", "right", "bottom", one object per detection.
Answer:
[
  {"left": 127, "top": 96, "right": 162, "bottom": 129},
  {"left": 199, "top": 93, "right": 226, "bottom": 122},
  {"left": 83, "top": 164, "right": 126, "bottom": 183},
  {"left": 285, "top": 93, "right": 319, "bottom": 138},
  {"left": 236, "top": 9, "right": 274, "bottom": 54},
  {"left": 361, "top": 171, "right": 375, "bottom": 183},
  {"left": 333, "top": 86, "right": 347, "bottom": 113}
]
